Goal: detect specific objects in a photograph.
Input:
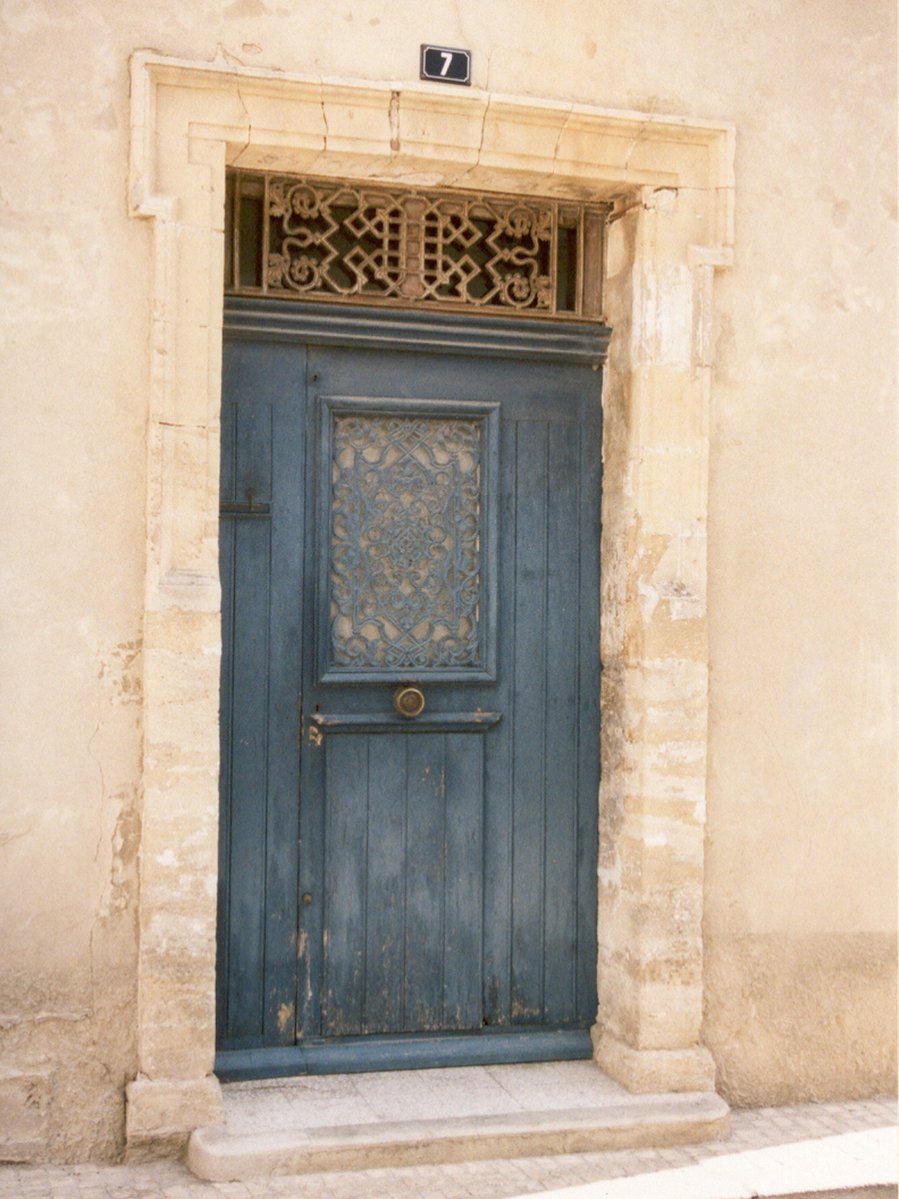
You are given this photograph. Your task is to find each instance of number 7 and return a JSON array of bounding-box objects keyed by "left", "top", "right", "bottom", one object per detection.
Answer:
[{"left": 440, "top": 51, "right": 453, "bottom": 76}]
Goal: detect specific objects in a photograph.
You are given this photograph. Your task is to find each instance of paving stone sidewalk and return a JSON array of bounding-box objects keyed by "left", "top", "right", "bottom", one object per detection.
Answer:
[{"left": 1, "top": 1096, "right": 895, "bottom": 1199}]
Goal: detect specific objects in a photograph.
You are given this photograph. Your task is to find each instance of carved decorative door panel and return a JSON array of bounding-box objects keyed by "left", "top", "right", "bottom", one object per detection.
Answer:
[{"left": 216, "top": 300, "right": 607, "bottom": 1078}]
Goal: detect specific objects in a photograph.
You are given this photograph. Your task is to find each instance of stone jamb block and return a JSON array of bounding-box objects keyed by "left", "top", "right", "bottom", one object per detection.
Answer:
[
  {"left": 593, "top": 1028, "right": 718, "bottom": 1094},
  {"left": 125, "top": 1076, "right": 223, "bottom": 1159}
]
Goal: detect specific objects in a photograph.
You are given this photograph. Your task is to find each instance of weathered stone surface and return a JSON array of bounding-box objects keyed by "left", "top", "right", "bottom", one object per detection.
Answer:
[
  {"left": 0, "top": 1075, "right": 49, "bottom": 1163},
  {"left": 126, "top": 1076, "right": 224, "bottom": 1157},
  {"left": 593, "top": 1030, "right": 718, "bottom": 1094}
]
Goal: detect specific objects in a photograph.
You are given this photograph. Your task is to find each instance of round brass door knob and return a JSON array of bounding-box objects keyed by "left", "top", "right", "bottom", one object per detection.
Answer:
[{"left": 394, "top": 685, "right": 425, "bottom": 718}]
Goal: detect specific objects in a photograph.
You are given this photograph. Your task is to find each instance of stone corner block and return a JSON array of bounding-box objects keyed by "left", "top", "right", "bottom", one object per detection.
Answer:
[
  {"left": 126, "top": 1074, "right": 224, "bottom": 1153},
  {"left": 592, "top": 1025, "right": 717, "bottom": 1094}
]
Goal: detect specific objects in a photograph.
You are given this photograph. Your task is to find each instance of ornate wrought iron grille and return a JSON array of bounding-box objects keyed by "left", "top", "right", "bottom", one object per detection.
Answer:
[
  {"left": 226, "top": 171, "right": 608, "bottom": 319},
  {"left": 329, "top": 413, "right": 483, "bottom": 671}
]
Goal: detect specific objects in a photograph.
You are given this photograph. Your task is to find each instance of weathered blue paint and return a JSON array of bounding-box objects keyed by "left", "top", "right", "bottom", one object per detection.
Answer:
[
  {"left": 217, "top": 341, "right": 306, "bottom": 1050},
  {"left": 216, "top": 300, "right": 608, "bottom": 1075},
  {"left": 216, "top": 1028, "right": 593, "bottom": 1081},
  {"left": 223, "top": 297, "right": 608, "bottom": 364}
]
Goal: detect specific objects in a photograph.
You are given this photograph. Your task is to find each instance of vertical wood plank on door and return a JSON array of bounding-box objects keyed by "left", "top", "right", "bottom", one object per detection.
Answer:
[
  {"left": 223, "top": 401, "right": 273, "bottom": 1041},
  {"left": 443, "top": 733, "right": 485, "bottom": 1030},
  {"left": 482, "top": 416, "right": 517, "bottom": 1028},
  {"left": 216, "top": 401, "right": 237, "bottom": 1042},
  {"left": 543, "top": 421, "right": 580, "bottom": 1021},
  {"left": 403, "top": 735, "right": 447, "bottom": 1031},
  {"left": 510, "top": 420, "right": 549, "bottom": 1023},
  {"left": 263, "top": 394, "right": 304, "bottom": 1045},
  {"left": 321, "top": 735, "right": 369, "bottom": 1036},
  {"left": 364, "top": 737, "right": 407, "bottom": 1033}
]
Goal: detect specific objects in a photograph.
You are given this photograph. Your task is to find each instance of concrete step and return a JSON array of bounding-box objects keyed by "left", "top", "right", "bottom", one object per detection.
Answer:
[{"left": 187, "top": 1061, "right": 729, "bottom": 1181}]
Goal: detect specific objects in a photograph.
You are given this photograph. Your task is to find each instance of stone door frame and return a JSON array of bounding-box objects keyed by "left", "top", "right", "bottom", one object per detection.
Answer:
[{"left": 125, "top": 51, "right": 734, "bottom": 1150}]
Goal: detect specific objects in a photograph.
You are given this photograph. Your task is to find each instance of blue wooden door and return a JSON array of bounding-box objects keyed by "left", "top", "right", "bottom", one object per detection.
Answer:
[{"left": 216, "top": 301, "right": 607, "bottom": 1078}]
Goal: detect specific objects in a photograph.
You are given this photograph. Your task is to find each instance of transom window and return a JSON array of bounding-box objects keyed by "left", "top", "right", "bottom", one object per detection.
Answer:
[{"left": 225, "top": 170, "right": 608, "bottom": 319}]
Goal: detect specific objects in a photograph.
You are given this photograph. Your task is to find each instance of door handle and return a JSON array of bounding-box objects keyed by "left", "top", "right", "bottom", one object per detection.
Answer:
[{"left": 393, "top": 685, "right": 425, "bottom": 718}]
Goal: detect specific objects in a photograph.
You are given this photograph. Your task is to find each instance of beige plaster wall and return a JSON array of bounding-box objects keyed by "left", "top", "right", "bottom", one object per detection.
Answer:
[
  {"left": 700, "top": 4, "right": 897, "bottom": 1100},
  {"left": 0, "top": 0, "right": 894, "bottom": 1161}
]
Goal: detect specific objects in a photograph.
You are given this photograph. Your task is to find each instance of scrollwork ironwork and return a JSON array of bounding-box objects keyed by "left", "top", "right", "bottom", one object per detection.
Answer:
[
  {"left": 329, "top": 413, "right": 483, "bottom": 671},
  {"left": 227, "top": 171, "right": 609, "bottom": 316},
  {"left": 264, "top": 177, "right": 554, "bottom": 313}
]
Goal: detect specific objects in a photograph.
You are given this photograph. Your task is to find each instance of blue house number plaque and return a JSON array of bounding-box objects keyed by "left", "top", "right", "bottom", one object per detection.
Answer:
[{"left": 420, "top": 44, "right": 471, "bottom": 85}]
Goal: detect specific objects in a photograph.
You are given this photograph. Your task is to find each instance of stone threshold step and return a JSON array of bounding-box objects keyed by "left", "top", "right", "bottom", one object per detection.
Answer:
[{"left": 188, "top": 1090, "right": 729, "bottom": 1181}]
